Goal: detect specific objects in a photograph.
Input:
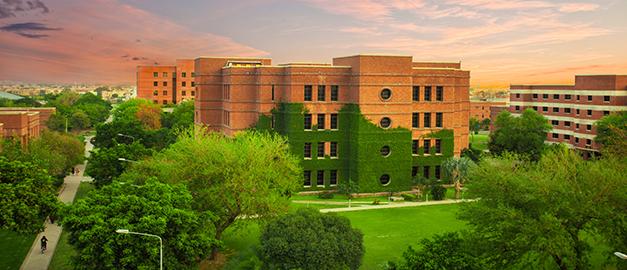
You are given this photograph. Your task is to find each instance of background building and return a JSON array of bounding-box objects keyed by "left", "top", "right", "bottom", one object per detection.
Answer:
[
  {"left": 136, "top": 59, "right": 195, "bottom": 105},
  {"left": 508, "top": 75, "right": 627, "bottom": 157},
  {"left": 194, "top": 55, "right": 470, "bottom": 192},
  {"left": 470, "top": 100, "right": 507, "bottom": 120}
]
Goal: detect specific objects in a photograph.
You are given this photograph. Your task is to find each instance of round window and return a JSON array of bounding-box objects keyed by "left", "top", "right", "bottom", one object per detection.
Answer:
[
  {"left": 380, "top": 88, "right": 392, "bottom": 100},
  {"left": 380, "top": 117, "right": 391, "bottom": 128},
  {"left": 380, "top": 174, "right": 391, "bottom": 185},
  {"left": 380, "top": 146, "right": 390, "bottom": 157}
]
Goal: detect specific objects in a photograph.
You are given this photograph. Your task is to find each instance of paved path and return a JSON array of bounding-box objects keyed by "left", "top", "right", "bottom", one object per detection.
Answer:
[
  {"left": 20, "top": 136, "right": 93, "bottom": 270},
  {"left": 318, "top": 199, "right": 477, "bottom": 213}
]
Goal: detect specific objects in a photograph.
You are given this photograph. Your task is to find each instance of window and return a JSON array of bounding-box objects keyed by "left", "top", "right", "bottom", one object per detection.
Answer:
[
  {"left": 533, "top": 106, "right": 538, "bottom": 111},
  {"left": 576, "top": 123, "right": 580, "bottom": 129},
  {"left": 565, "top": 108, "right": 571, "bottom": 113},
  {"left": 330, "top": 142, "right": 338, "bottom": 158},
  {"left": 318, "top": 85, "right": 326, "bottom": 101},
  {"left": 271, "top": 85, "right": 275, "bottom": 101},
  {"left": 412, "top": 86, "right": 420, "bottom": 101},
  {"left": 565, "top": 121, "right": 571, "bottom": 127},
  {"left": 317, "top": 114, "right": 325, "bottom": 130},
  {"left": 379, "top": 174, "right": 390, "bottom": 185},
  {"left": 163, "top": 81, "right": 168, "bottom": 87},
  {"left": 412, "top": 166, "right": 418, "bottom": 177},
  {"left": 424, "top": 86, "right": 432, "bottom": 101},
  {"left": 163, "top": 90, "right": 167, "bottom": 95},
  {"left": 304, "top": 85, "right": 312, "bottom": 101},
  {"left": 435, "top": 113, "right": 443, "bottom": 127},
  {"left": 543, "top": 107, "right": 548, "bottom": 112},
  {"left": 604, "top": 96, "right": 610, "bottom": 102},
  {"left": 435, "top": 166, "right": 441, "bottom": 179},
  {"left": 533, "top": 93, "right": 538, "bottom": 99},
  {"left": 163, "top": 72, "right": 168, "bottom": 77},
  {"left": 380, "top": 145, "right": 390, "bottom": 157},
  {"left": 564, "top": 134, "right": 571, "bottom": 140},
  {"left": 576, "top": 109, "right": 580, "bottom": 115},
  {"left": 435, "top": 139, "right": 441, "bottom": 154},
  {"left": 412, "top": 140, "right": 418, "bottom": 155},
  {"left": 587, "top": 95, "right": 592, "bottom": 101},
  {"left": 303, "top": 170, "right": 311, "bottom": 186},
  {"left": 153, "top": 81, "right": 158, "bottom": 87},
  {"left": 552, "top": 133, "right": 559, "bottom": 139},
  {"left": 424, "top": 113, "right": 431, "bottom": 128},
  {"left": 330, "top": 114, "right": 338, "bottom": 129},
  {"left": 317, "top": 142, "right": 325, "bottom": 158},
  {"left": 182, "top": 72, "right": 187, "bottom": 78},
  {"left": 380, "top": 117, "right": 391, "bottom": 128},
  {"left": 331, "top": 85, "right": 339, "bottom": 101},
  {"left": 553, "top": 107, "right": 559, "bottom": 113},
  {"left": 304, "top": 114, "right": 312, "bottom": 130},
  {"left": 153, "top": 100, "right": 158, "bottom": 104},
  {"left": 587, "top": 110, "right": 592, "bottom": 116},
  {"left": 380, "top": 88, "right": 392, "bottom": 100},
  {"left": 423, "top": 166, "right": 430, "bottom": 179},
  {"left": 182, "top": 91, "right": 186, "bottom": 96},
  {"left": 153, "top": 90, "right": 158, "bottom": 96},
  {"left": 586, "top": 139, "right": 591, "bottom": 146},
  {"left": 436, "top": 86, "right": 443, "bottom": 101},
  {"left": 316, "top": 170, "right": 323, "bottom": 186},
  {"left": 182, "top": 81, "right": 186, "bottom": 87},
  {"left": 515, "top": 93, "right": 520, "bottom": 98},
  {"left": 553, "top": 94, "right": 559, "bottom": 99},
  {"left": 330, "top": 170, "right": 337, "bottom": 186},
  {"left": 153, "top": 72, "right": 158, "bottom": 77},
  {"left": 191, "top": 72, "right": 195, "bottom": 77},
  {"left": 576, "top": 95, "right": 580, "bottom": 100},
  {"left": 191, "top": 82, "right": 195, "bottom": 87},
  {"left": 565, "top": 94, "right": 571, "bottom": 100},
  {"left": 224, "top": 111, "right": 230, "bottom": 126},
  {"left": 543, "top": 94, "right": 548, "bottom": 99},
  {"left": 604, "top": 111, "right": 610, "bottom": 116},
  {"left": 586, "top": 125, "right": 592, "bottom": 131},
  {"left": 515, "top": 106, "right": 520, "bottom": 111},
  {"left": 162, "top": 100, "right": 167, "bottom": 105},
  {"left": 575, "top": 137, "right": 579, "bottom": 144},
  {"left": 412, "top": 112, "right": 419, "bottom": 128},
  {"left": 304, "top": 143, "right": 312, "bottom": 158},
  {"left": 423, "top": 140, "right": 431, "bottom": 155},
  {"left": 552, "top": 120, "right": 559, "bottom": 126},
  {"left": 191, "top": 91, "right": 195, "bottom": 96}
]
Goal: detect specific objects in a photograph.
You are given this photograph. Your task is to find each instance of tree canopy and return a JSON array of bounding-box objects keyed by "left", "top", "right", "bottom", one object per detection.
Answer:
[
  {"left": 594, "top": 111, "right": 626, "bottom": 156},
  {"left": 45, "top": 91, "right": 111, "bottom": 131},
  {"left": 488, "top": 109, "right": 551, "bottom": 161},
  {"left": 393, "top": 232, "right": 486, "bottom": 270},
  {"left": 85, "top": 142, "right": 153, "bottom": 187}
]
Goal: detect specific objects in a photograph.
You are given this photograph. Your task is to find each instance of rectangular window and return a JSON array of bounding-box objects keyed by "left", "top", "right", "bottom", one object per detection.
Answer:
[
  {"left": 304, "top": 170, "right": 311, "bottom": 187},
  {"left": 412, "top": 86, "right": 420, "bottom": 101},
  {"left": 575, "top": 137, "right": 579, "bottom": 143},
  {"left": 435, "top": 166, "right": 441, "bottom": 179},
  {"left": 330, "top": 114, "right": 338, "bottom": 130},
  {"left": 586, "top": 139, "right": 591, "bottom": 146},
  {"left": 515, "top": 106, "right": 520, "bottom": 111},
  {"left": 317, "top": 171, "right": 324, "bottom": 186},
  {"left": 412, "top": 112, "right": 419, "bottom": 128},
  {"left": 553, "top": 107, "right": 559, "bottom": 113},
  {"left": 412, "top": 140, "right": 418, "bottom": 155},
  {"left": 330, "top": 142, "right": 337, "bottom": 158},
  {"left": 318, "top": 85, "right": 326, "bottom": 101},
  {"left": 163, "top": 90, "right": 167, "bottom": 95},
  {"left": 565, "top": 108, "right": 571, "bottom": 113},
  {"left": 587, "top": 110, "right": 592, "bottom": 116},
  {"left": 163, "top": 81, "right": 168, "bottom": 87},
  {"left": 304, "top": 114, "right": 312, "bottom": 130},
  {"left": 553, "top": 94, "right": 559, "bottom": 99},
  {"left": 604, "top": 96, "right": 610, "bottom": 102},
  {"left": 435, "top": 139, "right": 441, "bottom": 154},
  {"left": 424, "top": 113, "right": 431, "bottom": 128},
  {"left": 317, "top": 142, "right": 325, "bottom": 158},
  {"left": 423, "top": 166, "right": 430, "bottom": 179},
  {"left": 153, "top": 100, "right": 158, "bottom": 104},
  {"left": 153, "top": 72, "right": 158, "bottom": 77},
  {"left": 304, "top": 143, "right": 312, "bottom": 158},
  {"left": 330, "top": 170, "right": 337, "bottom": 186},
  {"left": 182, "top": 81, "right": 186, "bottom": 87},
  {"left": 577, "top": 95, "right": 580, "bottom": 100},
  {"left": 191, "top": 82, "right": 195, "bottom": 87},
  {"left": 424, "top": 86, "right": 432, "bottom": 101},
  {"left": 304, "top": 85, "right": 312, "bottom": 101},
  {"left": 576, "top": 123, "right": 580, "bottom": 129},
  {"left": 424, "top": 140, "right": 431, "bottom": 155},
  {"left": 576, "top": 109, "right": 580, "bottom": 115},
  {"left": 533, "top": 106, "right": 538, "bottom": 111},
  {"left": 552, "top": 120, "right": 559, "bottom": 126},
  {"left": 552, "top": 133, "right": 559, "bottom": 139},
  {"left": 565, "top": 94, "right": 571, "bottom": 100},
  {"left": 153, "top": 81, "right": 158, "bottom": 87},
  {"left": 604, "top": 111, "right": 610, "bottom": 116},
  {"left": 533, "top": 93, "right": 538, "bottom": 99},
  {"left": 191, "top": 91, "right": 195, "bottom": 96},
  {"left": 565, "top": 121, "right": 571, "bottom": 127},
  {"left": 271, "top": 85, "right": 275, "bottom": 101},
  {"left": 564, "top": 134, "right": 571, "bottom": 140},
  {"left": 331, "top": 85, "right": 339, "bottom": 101},
  {"left": 412, "top": 166, "right": 418, "bottom": 177},
  {"left": 436, "top": 113, "right": 443, "bottom": 127},
  {"left": 515, "top": 93, "right": 520, "bottom": 99},
  {"left": 436, "top": 86, "right": 443, "bottom": 101},
  {"left": 587, "top": 95, "right": 592, "bottom": 101},
  {"left": 543, "top": 94, "right": 548, "bottom": 99},
  {"left": 182, "top": 91, "right": 186, "bottom": 96},
  {"left": 317, "top": 114, "right": 325, "bottom": 130},
  {"left": 543, "top": 107, "right": 548, "bottom": 112},
  {"left": 586, "top": 125, "right": 592, "bottom": 131},
  {"left": 163, "top": 72, "right": 168, "bottom": 77},
  {"left": 182, "top": 72, "right": 187, "bottom": 78},
  {"left": 191, "top": 72, "right": 196, "bottom": 77},
  {"left": 162, "top": 100, "right": 167, "bottom": 105},
  {"left": 153, "top": 90, "right": 158, "bottom": 96}
]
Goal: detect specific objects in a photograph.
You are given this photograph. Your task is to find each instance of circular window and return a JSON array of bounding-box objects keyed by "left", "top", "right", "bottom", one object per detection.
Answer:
[
  {"left": 380, "top": 146, "right": 391, "bottom": 157},
  {"left": 380, "top": 88, "right": 392, "bottom": 100},
  {"left": 380, "top": 174, "right": 391, "bottom": 185},
  {"left": 380, "top": 117, "right": 391, "bottom": 128}
]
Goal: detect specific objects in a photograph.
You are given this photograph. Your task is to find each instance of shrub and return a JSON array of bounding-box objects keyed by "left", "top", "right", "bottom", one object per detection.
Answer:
[
  {"left": 401, "top": 193, "right": 417, "bottom": 202},
  {"left": 372, "top": 199, "right": 381, "bottom": 205},
  {"left": 430, "top": 184, "right": 446, "bottom": 201},
  {"left": 318, "top": 192, "right": 335, "bottom": 199}
]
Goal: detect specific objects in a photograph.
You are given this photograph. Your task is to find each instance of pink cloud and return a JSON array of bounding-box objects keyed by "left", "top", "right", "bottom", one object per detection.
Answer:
[{"left": 559, "top": 3, "right": 599, "bottom": 13}]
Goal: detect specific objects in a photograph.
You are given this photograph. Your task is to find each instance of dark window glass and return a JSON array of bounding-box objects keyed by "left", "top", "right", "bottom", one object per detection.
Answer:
[
  {"left": 587, "top": 125, "right": 592, "bottom": 131},
  {"left": 553, "top": 107, "right": 559, "bottom": 113},
  {"left": 191, "top": 91, "right": 195, "bottom": 96},
  {"left": 565, "top": 121, "right": 571, "bottom": 127},
  {"left": 515, "top": 93, "right": 520, "bottom": 99},
  {"left": 380, "top": 117, "right": 391, "bottom": 128},
  {"left": 586, "top": 139, "right": 591, "bottom": 145},
  {"left": 153, "top": 90, "right": 158, "bottom": 96},
  {"left": 576, "top": 109, "right": 580, "bottom": 114},
  {"left": 423, "top": 166, "right": 430, "bottom": 179},
  {"left": 330, "top": 170, "right": 337, "bottom": 185},
  {"left": 412, "top": 86, "right": 420, "bottom": 101},
  {"left": 304, "top": 143, "right": 312, "bottom": 158},
  {"left": 304, "top": 85, "right": 312, "bottom": 101},
  {"left": 163, "top": 81, "right": 167, "bottom": 87},
  {"left": 435, "top": 166, "right": 441, "bottom": 179},
  {"left": 587, "top": 95, "right": 592, "bottom": 101},
  {"left": 153, "top": 72, "right": 158, "bottom": 77},
  {"left": 304, "top": 170, "right": 311, "bottom": 186},
  {"left": 515, "top": 106, "right": 520, "bottom": 111},
  {"left": 424, "top": 113, "right": 431, "bottom": 128},
  {"left": 412, "top": 166, "right": 418, "bottom": 177},
  {"left": 412, "top": 140, "right": 418, "bottom": 154},
  {"left": 330, "top": 142, "right": 337, "bottom": 157},
  {"left": 331, "top": 85, "right": 339, "bottom": 101},
  {"left": 163, "top": 91, "right": 167, "bottom": 95},
  {"left": 436, "top": 86, "right": 443, "bottom": 101},
  {"left": 533, "top": 106, "right": 538, "bottom": 111},
  {"left": 424, "top": 140, "right": 431, "bottom": 154},
  {"left": 182, "top": 91, "right": 186, "bottom": 96},
  {"left": 381, "top": 88, "right": 392, "bottom": 100},
  {"left": 604, "top": 111, "right": 610, "bottom": 116},
  {"left": 182, "top": 81, "right": 186, "bottom": 87},
  {"left": 153, "top": 81, "right": 158, "bottom": 86},
  {"left": 533, "top": 94, "right": 538, "bottom": 99},
  {"left": 565, "top": 94, "right": 571, "bottom": 100},
  {"left": 271, "top": 85, "right": 275, "bottom": 101},
  {"left": 553, "top": 94, "right": 559, "bottom": 99},
  {"left": 424, "top": 86, "right": 432, "bottom": 101},
  {"left": 543, "top": 107, "right": 548, "bottom": 112},
  {"left": 435, "top": 139, "right": 441, "bottom": 154},
  {"left": 163, "top": 72, "right": 168, "bottom": 77},
  {"left": 587, "top": 110, "right": 592, "bottom": 116},
  {"left": 564, "top": 134, "right": 570, "bottom": 140},
  {"left": 412, "top": 112, "right": 419, "bottom": 128},
  {"left": 182, "top": 72, "right": 187, "bottom": 78},
  {"left": 543, "top": 94, "right": 548, "bottom": 99},
  {"left": 317, "top": 171, "right": 324, "bottom": 186},
  {"left": 304, "top": 114, "right": 312, "bottom": 129},
  {"left": 379, "top": 174, "right": 390, "bottom": 185},
  {"left": 552, "top": 133, "right": 559, "bottom": 139},
  {"left": 436, "top": 113, "right": 443, "bottom": 127},
  {"left": 604, "top": 96, "right": 610, "bottom": 102},
  {"left": 317, "top": 114, "right": 325, "bottom": 130},
  {"left": 565, "top": 108, "right": 571, "bottom": 113},
  {"left": 318, "top": 85, "right": 326, "bottom": 101},
  {"left": 317, "top": 142, "right": 325, "bottom": 158},
  {"left": 330, "top": 114, "right": 338, "bottom": 129}
]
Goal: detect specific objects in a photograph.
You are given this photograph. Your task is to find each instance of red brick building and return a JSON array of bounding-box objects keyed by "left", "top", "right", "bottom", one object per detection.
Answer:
[
  {"left": 0, "top": 111, "right": 40, "bottom": 145},
  {"left": 136, "top": 59, "right": 196, "bottom": 105},
  {"left": 508, "top": 75, "right": 627, "bottom": 156},
  {"left": 470, "top": 100, "right": 507, "bottom": 120}
]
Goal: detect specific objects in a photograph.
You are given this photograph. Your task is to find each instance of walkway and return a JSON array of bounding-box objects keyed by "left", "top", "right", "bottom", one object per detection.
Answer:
[
  {"left": 317, "top": 199, "right": 477, "bottom": 213},
  {"left": 20, "top": 136, "right": 93, "bottom": 270}
]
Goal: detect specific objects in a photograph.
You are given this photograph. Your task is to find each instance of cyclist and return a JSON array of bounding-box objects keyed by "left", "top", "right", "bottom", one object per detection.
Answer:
[{"left": 40, "top": 236, "right": 48, "bottom": 254}]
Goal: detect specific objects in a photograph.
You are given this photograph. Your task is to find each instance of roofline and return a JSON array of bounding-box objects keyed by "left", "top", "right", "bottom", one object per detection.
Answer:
[
  {"left": 333, "top": 54, "right": 411, "bottom": 59},
  {"left": 195, "top": 56, "right": 272, "bottom": 60}
]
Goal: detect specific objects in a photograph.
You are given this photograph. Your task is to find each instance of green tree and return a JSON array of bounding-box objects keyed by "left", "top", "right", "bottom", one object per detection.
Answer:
[
  {"left": 460, "top": 149, "right": 626, "bottom": 269},
  {"left": 162, "top": 100, "right": 194, "bottom": 130},
  {"left": 480, "top": 118, "right": 491, "bottom": 130},
  {"left": 395, "top": 232, "right": 486, "bottom": 270},
  {"left": 70, "top": 109, "right": 90, "bottom": 130},
  {"left": 120, "top": 128, "right": 302, "bottom": 259},
  {"left": 92, "top": 119, "right": 175, "bottom": 150},
  {"left": 260, "top": 208, "right": 364, "bottom": 270},
  {"left": 85, "top": 142, "right": 153, "bottom": 187},
  {"left": 488, "top": 109, "right": 551, "bottom": 161},
  {"left": 113, "top": 98, "right": 159, "bottom": 124},
  {"left": 47, "top": 112, "right": 68, "bottom": 132},
  {"left": 0, "top": 157, "right": 60, "bottom": 233},
  {"left": 442, "top": 157, "right": 474, "bottom": 199},
  {"left": 338, "top": 178, "right": 360, "bottom": 207},
  {"left": 594, "top": 111, "right": 626, "bottom": 156},
  {"left": 469, "top": 117, "right": 480, "bottom": 135},
  {"left": 60, "top": 180, "right": 215, "bottom": 269}
]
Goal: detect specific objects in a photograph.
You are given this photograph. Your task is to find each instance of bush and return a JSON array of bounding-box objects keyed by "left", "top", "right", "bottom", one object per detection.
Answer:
[
  {"left": 395, "top": 232, "right": 486, "bottom": 270},
  {"left": 372, "top": 199, "right": 381, "bottom": 205},
  {"left": 318, "top": 192, "right": 335, "bottom": 199},
  {"left": 260, "top": 208, "right": 364, "bottom": 270},
  {"left": 401, "top": 193, "right": 417, "bottom": 202},
  {"left": 430, "top": 185, "right": 446, "bottom": 201}
]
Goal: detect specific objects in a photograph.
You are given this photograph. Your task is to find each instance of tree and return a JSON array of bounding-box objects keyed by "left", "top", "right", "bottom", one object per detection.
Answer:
[
  {"left": 136, "top": 103, "right": 162, "bottom": 130},
  {"left": 70, "top": 110, "right": 90, "bottom": 130},
  {"left": 113, "top": 99, "right": 159, "bottom": 123},
  {"left": 469, "top": 117, "right": 480, "bottom": 135},
  {"left": 395, "top": 232, "right": 486, "bottom": 270},
  {"left": 47, "top": 112, "right": 68, "bottom": 132},
  {"left": 442, "top": 157, "right": 474, "bottom": 199},
  {"left": 162, "top": 100, "right": 194, "bottom": 130},
  {"left": 260, "top": 208, "right": 364, "bottom": 270},
  {"left": 0, "top": 157, "right": 60, "bottom": 233},
  {"left": 92, "top": 120, "right": 146, "bottom": 149},
  {"left": 488, "top": 109, "right": 551, "bottom": 161},
  {"left": 480, "top": 118, "right": 491, "bottom": 130},
  {"left": 338, "top": 178, "right": 359, "bottom": 207},
  {"left": 459, "top": 149, "right": 626, "bottom": 270},
  {"left": 85, "top": 142, "right": 153, "bottom": 187},
  {"left": 60, "top": 180, "right": 215, "bottom": 269},
  {"left": 594, "top": 111, "right": 626, "bottom": 156},
  {"left": 120, "top": 128, "right": 302, "bottom": 259}
]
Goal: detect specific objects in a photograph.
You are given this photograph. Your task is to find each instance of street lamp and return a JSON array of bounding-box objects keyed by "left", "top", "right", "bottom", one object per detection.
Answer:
[
  {"left": 115, "top": 229, "right": 163, "bottom": 270},
  {"left": 117, "top": 158, "right": 137, "bottom": 163},
  {"left": 117, "top": 133, "right": 135, "bottom": 142},
  {"left": 615, "top": 252, "right": 627, "bottom": 260}
]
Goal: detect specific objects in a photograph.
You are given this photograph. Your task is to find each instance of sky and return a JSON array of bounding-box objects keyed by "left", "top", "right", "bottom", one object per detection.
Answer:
[{"left": 0, "top": 0, "right": 626, "bottom": 88}]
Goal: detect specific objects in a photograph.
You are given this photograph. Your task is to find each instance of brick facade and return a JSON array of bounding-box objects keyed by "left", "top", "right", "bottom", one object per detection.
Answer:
[
  {"left": 0, "top": 107, "right": 55, "bottom": 128},
  {"left": 0, "top": 111, "right": 40, "bottom": 145},
  {"left": 136, "top": 59, "right": 195, "bottom": 105},
  {"left": 470, "top": 100, "right": 507, "bottom": 120}
]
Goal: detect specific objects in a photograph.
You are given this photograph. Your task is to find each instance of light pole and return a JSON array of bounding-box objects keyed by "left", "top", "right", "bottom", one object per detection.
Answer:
[
  {"left": 117, "top": 133, "right": 135, "bottom": 142},
  {"left": 117, "top": 158, "right": 137, "bottom": 163},
  {"left": 615, "top": 252, "right": 627, "bottom": 260},
  {"left": 115, "top": 229, "right": 162, "bottom": 270}
]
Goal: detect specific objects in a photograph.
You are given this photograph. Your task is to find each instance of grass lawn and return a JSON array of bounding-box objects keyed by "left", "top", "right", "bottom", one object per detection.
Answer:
[
  {"left": 469, "top": 133, "right": 489, "bottom": 151},
  {"left": 0, "top": 230, "right": 36, "bottom": 270}
]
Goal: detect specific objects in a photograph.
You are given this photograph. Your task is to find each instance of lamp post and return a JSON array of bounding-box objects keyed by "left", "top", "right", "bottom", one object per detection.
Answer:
[
  {"left": 115, "top": 229, "right": 162, "bottom": 270},
  {"left": 615, "top": 252, "right": 627, "bottom": 260},
  {"left": 117, "top": 158, "right": 137, "bottom": 163},
  {"left": 117, "top": 133, "right": 135, "bottom": 142}
]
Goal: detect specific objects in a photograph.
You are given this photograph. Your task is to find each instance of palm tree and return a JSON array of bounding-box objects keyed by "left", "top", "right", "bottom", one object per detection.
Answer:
[{"left": 442, "top": 157, "right": 474, "bottom": 199}]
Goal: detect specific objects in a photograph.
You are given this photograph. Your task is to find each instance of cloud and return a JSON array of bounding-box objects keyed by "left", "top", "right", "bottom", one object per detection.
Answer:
[
  {"left": 0, "top": 22, "right": 61, "bottom": 38},
  {"left": 559, "top": 3, "right": 599, "bottom": 13},
  {"left": 0, "top": 0, "right": 49, "bottom": 19}
]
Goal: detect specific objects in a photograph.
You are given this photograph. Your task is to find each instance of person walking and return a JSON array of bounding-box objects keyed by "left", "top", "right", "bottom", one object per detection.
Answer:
[{"left": 40, "top": 236, "right": 48, "bottom": 254}]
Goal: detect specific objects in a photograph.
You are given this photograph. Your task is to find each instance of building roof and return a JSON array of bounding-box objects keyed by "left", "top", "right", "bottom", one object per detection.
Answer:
[{"left": 0, "top": 91, "right": 24, "bottom": 100}]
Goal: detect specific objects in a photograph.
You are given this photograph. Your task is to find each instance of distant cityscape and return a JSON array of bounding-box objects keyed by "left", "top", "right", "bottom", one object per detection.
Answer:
[{"left": 0, "top": 81, "right": 136, "bottom": 103}]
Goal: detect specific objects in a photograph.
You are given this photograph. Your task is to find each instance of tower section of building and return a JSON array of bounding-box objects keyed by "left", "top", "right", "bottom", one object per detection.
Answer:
[{"left": 136, "top": 59, "right": 196, "bottom": 105}]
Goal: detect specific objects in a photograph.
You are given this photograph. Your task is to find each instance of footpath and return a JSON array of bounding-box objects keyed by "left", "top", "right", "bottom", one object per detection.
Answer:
[
  {"left": 19, "top": 137, "right": 94, "bottom": 270},
  {"left": 293, "top": 199, "right": 478, "bottom": 213}
]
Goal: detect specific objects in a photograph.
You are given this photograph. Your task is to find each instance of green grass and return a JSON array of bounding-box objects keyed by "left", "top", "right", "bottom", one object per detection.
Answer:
[
  {"left": 469, "top": 133, "right": 489, "bottom": 151},
  {"left": 0, "top": 230, "right": 36, "bottom": 270}
]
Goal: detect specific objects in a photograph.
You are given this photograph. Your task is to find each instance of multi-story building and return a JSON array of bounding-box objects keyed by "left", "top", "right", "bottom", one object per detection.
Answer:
[
  {"left": 470, "top": 100, "right": 507, "bottom": 120},
  {"left": 0, "top": 111, "right": 40, "bottom": 145},
  {"left": 508, "top": 75, "right": 627, "bottom": 157},
  {"left": 136, "top": 59, "right": 196, "bottom": 105},
  {"left": 195, "top": 54, "right": 470, "bottom": 192}
]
